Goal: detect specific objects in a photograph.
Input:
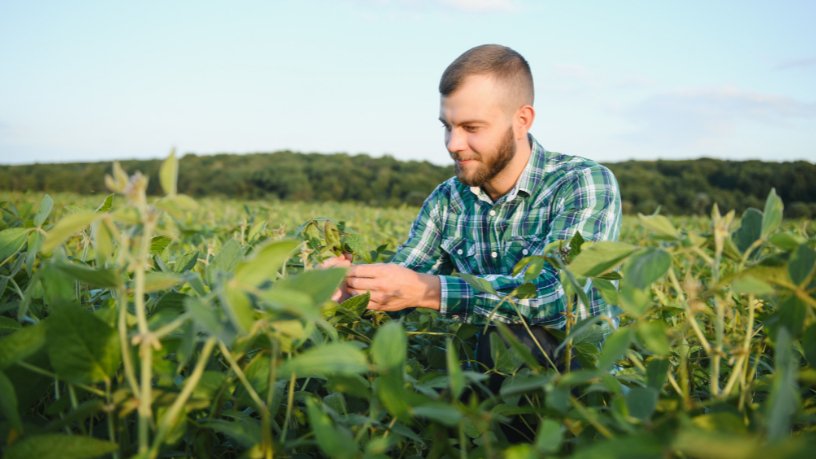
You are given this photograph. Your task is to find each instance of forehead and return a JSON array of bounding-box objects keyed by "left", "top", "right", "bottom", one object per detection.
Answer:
[{"left": 439, "top": 74, "right": 508, "bottom": 123}]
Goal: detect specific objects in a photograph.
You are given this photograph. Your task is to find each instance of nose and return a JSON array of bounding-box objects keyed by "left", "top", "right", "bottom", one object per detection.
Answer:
[{"left": 446, "top": 128, "right": 466, "bottom": 154}]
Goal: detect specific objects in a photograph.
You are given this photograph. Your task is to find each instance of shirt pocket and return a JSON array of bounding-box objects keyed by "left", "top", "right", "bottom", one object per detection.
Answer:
[
  {"left": 504, "top": 235, "right": 548, "bottom": 272},
  {"left": 440, "top": 237, "right": 479, "bottom": 274}
]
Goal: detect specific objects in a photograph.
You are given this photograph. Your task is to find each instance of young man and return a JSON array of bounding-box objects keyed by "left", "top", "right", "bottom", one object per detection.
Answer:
[{"left": 329, "top": 44, "right": 621, "bottom": 369}]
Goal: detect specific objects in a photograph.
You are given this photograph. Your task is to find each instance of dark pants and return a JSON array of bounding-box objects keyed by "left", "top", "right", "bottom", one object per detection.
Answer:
[{"left": 473, "top": 324, "right": 571, "bottom": 443}]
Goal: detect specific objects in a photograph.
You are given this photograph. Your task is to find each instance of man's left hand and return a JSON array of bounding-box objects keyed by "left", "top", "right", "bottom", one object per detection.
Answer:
[{"left": 346, "top": 264, "right": 441, "bottom": 312}]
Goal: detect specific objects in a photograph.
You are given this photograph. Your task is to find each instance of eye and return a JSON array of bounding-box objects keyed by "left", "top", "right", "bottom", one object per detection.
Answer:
[
  {"left": 440, "top": 122, "right": 451, "bottom": 132},
  {"left": 463, "top": 125, "right": 479, "bottom": 133}
]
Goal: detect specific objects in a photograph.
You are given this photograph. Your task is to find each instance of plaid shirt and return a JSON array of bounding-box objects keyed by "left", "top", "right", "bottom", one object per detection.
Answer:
[{"left": 391, "top": 135, "right": 621, "bottom": 327}]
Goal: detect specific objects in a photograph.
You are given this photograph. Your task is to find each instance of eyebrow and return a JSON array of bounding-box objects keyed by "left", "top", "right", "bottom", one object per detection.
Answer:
[{"left": 438, "top": 118, "right": 488, "bottom": 127}]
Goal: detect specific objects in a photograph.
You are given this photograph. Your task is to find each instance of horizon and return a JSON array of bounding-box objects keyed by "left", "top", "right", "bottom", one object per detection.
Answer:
[{"left": 2, "top": 0, "right": 815, "bottom": 166}]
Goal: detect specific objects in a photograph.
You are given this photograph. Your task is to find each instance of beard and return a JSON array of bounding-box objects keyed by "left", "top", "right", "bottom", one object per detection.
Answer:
[{"left": 453, "top": 127, "right": 516, "bottom": 187}]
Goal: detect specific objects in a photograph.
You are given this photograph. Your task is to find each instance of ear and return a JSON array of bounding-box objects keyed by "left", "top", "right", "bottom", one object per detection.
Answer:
[{"left": 513, "top": 104, "right": 535, "bottom": 140}]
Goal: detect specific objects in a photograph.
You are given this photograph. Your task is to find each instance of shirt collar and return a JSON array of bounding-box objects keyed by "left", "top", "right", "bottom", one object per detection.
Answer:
[{"left": 466, "top": 133, "right": 545, "bottom": 203}]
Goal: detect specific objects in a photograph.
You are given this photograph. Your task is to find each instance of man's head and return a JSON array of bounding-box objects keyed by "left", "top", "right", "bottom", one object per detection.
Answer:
[{"left": 438, "top": 44, "right": 535, "bottom": 189}]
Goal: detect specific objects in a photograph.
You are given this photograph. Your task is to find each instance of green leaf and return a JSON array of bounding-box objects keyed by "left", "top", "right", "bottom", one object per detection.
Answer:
[
  {"left": 446, "top": 337, "right": 465, "bottom": 399},
  {"left": 221, "top": 286, "right": 256, "bottom": 335},
  {"left": 499, "top": 373, "right": 552, "bottom": 397},
  {"left": 46, "top": 303, "right": 121, "bottom": 384},
  {"left": 279, "top": 342, "right": 368, "bottom": 378},
  {"left": 95, "top": 194, "right": 114, "bottom": 213},
  {"left": 617, "top": 284, "right": 650, "bottom": 318},
  {"left": 42, "top": 211, "right": 100, "bottom": 254},
  {"left": 207, "top": 238, "right": 243, "bottom": 283},
  {"left": 673, "top": 428, "right": 758, "bottom": 459},
  {"left": 160, "top": 149, "right": 178, "bottom": 196},
  {"left": 456, "top": 272, "right": 497, "bottom": 295},
  {"left": 376, "top": 371, "right": 412, "bottom": 419},
  {"left": 184, "top": 297, "right": 235, "bottom": 343},
  {"left": 34, "top": 194, "right": 54, "bottom": 227},
  {"left": 0, "top": 322, "right": 47, "bottom": 369},
  {"left": 568, "top": 241, "right": 638, "bottom": 278},
  {"left": 143, "top": 271, "right": 184, "bottom": 293},
  {"left": 339, "top": 292, "right": 370, "bottom": 315},
  {"left": 732, "top": 208, "right": 762, "bottom": 253},
  {"left": 769, "top": 232, "right": 805, "bottom": 250},
  {"left": 0, "top": 228, "right": 30, "bottom": 265},
  {"left": 623, "top": 248, "right": 671, "bottom": 289},
  {"left": 4, "top": 434, "right": 118, "bottom": 459},
  {"left": 306, "top": 397, "right": 358, "bottom": 459},
  {"left": 803, "top": 323, "right": 816, "bottom": 367},
  {"left": 788, "top": 243, "right": 815, "bottom": 286},
  {"left": 597, "top": 327, "right": 632, "bottom": 371},
  {"left": 150, "top": 235, "right": 172, "bottom": 255},
  {"left": 412, "top": 403, "right": 462, "bottom": 427},
  {"left": 199, "top": 418, "right": 261, "bottom": 449},
  {"left": 534, "top": 418, "right": 564, "bottom": 454},
  {"left": 371, "top": 321, "right": 407, "bottom": 372},
  {"left": 570, "top": 433, "right": 664, "bottom": 459},
  {"left": 0, "top": 370, "right": 23, "bottom": 431},
  {"left": 731, "top": 274, "right": 774, "bottom": 295},
  {"left": 636, "top": 321, "right": 670, "bottom": 356},
  {"left": 766, "top": 327, "right": 799, "bottom": 441},
  {"left": 272, "top": 268, "right": 346, "bottom": 308},
  {"left": 761, "top": 188, "right": 783, "bottom": 238},
  {"left": 55, "top": 261, "right": 121, "bottom": 288},
  {"left": 626, "top": 387, "right": 658, "bottom": 421},
  {"left": 645, "top": 358, "right": 670, "bottom": 391},
  {"left": 637, "top": 213, "right": 679, "bottom": 239},
  {"left": 232, "top": 239, "right": 300, "bottom": 289}
]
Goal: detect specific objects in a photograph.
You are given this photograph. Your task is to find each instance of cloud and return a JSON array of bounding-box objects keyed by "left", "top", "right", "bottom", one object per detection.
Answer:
[
  {"left": 776, "top": 57, "right": 816, "bottom": 70},
  {"left": 440, "top": 0, "right": 517, "bottom": 12},
  {"left": 621, "top": 86, "right": 816, "bottom": 151}
]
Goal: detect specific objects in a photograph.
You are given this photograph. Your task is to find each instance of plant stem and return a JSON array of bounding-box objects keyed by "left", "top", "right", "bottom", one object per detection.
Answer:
[
  {"left": 148, "top": 337, "right": 216, "bottom": 459},
  {"left": 218, "top": 342, "right": 275, "bottom": 458},
  {"left": 280, "top": 370, "right": 297, "bottom": 444},
  {"left": 135, "top": 203, "right": 157, "bottom": 456}
]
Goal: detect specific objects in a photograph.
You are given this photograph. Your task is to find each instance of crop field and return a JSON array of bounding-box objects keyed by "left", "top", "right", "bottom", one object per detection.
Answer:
[{"left": 0, "top": 155, "right": 814, "bottom": 459}]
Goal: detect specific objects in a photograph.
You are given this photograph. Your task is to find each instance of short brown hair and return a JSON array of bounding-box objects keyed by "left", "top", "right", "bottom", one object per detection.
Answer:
[{"left": 439, "top": 44, "right": 534, "bottom": 105}]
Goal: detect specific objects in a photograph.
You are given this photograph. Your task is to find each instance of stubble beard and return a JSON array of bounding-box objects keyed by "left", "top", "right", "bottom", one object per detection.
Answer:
[{"left": 454, "top": 127, "right": 516, "bottom": 187}]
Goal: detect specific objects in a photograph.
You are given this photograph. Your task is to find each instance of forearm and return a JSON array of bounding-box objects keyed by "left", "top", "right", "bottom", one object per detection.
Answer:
[{"left": 437, "top": 264, "right": 568, "bottom": 325}]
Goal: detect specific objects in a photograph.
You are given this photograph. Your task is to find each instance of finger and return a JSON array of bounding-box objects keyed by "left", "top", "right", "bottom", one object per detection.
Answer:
[
  {"left": 348, "top": 264, "right": 387, "bottom": 278},
  {"left": 346, "top": 277, "right": 379, "bottom": 291},
  {"left": 320, "top": 256, "right": 352, "bottom": 269}
]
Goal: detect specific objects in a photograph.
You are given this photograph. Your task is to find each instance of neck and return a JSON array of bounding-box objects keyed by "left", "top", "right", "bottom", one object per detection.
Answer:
[{"left": 482, "top": 137, "right": 532, "bottom": 201}]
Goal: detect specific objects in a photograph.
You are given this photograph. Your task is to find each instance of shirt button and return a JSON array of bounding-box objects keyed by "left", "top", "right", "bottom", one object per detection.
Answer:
[
  {"left": 457, "top": 249, "right": 463, "bottom": 255},
  {"left": 522, "top": 249, "right": 529, "bottom": 255},
  {"left": 489, "top": 210, "right": 496, "bottom": 216},
  {"left": 491, "top": 251, "right": 498, "bottom": 258}
]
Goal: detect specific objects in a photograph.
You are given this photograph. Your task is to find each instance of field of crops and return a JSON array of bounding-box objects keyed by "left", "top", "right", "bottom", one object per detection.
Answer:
[{"left": 1, "top": 155, "right": 814, "bottom": 459}]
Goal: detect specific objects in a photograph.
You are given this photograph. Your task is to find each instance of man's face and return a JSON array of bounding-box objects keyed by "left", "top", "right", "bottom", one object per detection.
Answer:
[{"left": 439, "top": 74, "right": 517, "bottom": 187}]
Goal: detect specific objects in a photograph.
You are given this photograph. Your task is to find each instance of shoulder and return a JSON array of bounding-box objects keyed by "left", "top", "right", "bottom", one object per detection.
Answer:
[
  {"left": 536, "top": 148, "right": 619, "bottom": 193},
  {"left": 421, "top": 176, "right": 470, "bottom": 214}
]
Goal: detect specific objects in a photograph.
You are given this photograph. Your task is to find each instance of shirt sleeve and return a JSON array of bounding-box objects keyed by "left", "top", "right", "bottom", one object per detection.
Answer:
[
  {"left": 438, "top": 164, "right": 622, "bottom": 325},
  {"left": 390, "top": 185, "right": 449, "bottom": 274}
]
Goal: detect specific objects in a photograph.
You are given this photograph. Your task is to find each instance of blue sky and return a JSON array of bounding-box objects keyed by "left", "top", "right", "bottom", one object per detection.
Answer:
[{"left": 1, "top": 0, "right": 814, "bottom": 166}]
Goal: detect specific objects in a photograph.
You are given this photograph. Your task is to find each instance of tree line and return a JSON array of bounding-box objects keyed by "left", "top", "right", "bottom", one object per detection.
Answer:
[{"left": 2, "top": 151, "right": 814, "bottom": 217}]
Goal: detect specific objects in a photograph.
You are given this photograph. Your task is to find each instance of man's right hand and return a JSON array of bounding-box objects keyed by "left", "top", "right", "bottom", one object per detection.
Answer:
[{"left": 319, "top": 253, "right": 353, "bottom": 302}]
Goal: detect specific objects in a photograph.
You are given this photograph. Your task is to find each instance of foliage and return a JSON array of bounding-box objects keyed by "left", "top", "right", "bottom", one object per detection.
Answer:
[
  {"left": 0, "top": 154, "right": 815, "bottom": 458},
  {"left": 2, "top": 151, "right": 816, "bottom": 216}
]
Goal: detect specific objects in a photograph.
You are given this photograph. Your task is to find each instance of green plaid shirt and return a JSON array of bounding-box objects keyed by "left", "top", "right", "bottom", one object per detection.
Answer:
[{"left": 391, "top": 135, "right": 622, "bottom": 328}]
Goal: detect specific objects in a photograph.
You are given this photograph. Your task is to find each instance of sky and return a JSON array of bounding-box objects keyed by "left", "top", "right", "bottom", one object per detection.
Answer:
[{"left": 1, "top": 0, "right": 814, "bottom": 166}]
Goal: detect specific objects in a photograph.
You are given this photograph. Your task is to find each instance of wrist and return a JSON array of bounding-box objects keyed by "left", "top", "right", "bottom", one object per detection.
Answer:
[{"left": 418, "top": 273, "right": 441, "bottom": 311}]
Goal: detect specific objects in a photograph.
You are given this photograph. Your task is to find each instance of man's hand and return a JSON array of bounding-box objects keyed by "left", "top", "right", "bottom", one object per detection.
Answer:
[
  {"left": 320, "top": 253, "right": 353, "bottom": 302},
  {"left": 346, "top": 263, "right": 441, "bottom": 312}
]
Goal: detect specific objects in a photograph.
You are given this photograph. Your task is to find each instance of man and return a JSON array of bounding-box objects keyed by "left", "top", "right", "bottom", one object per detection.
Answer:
[{"left": 329, "top": 44, "right": 621, "bottom": 372}]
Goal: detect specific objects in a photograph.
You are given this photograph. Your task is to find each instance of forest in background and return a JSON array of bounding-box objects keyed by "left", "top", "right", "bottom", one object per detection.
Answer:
[{"left": 2, "top": 151, "right": 815, "bottom": 217}]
